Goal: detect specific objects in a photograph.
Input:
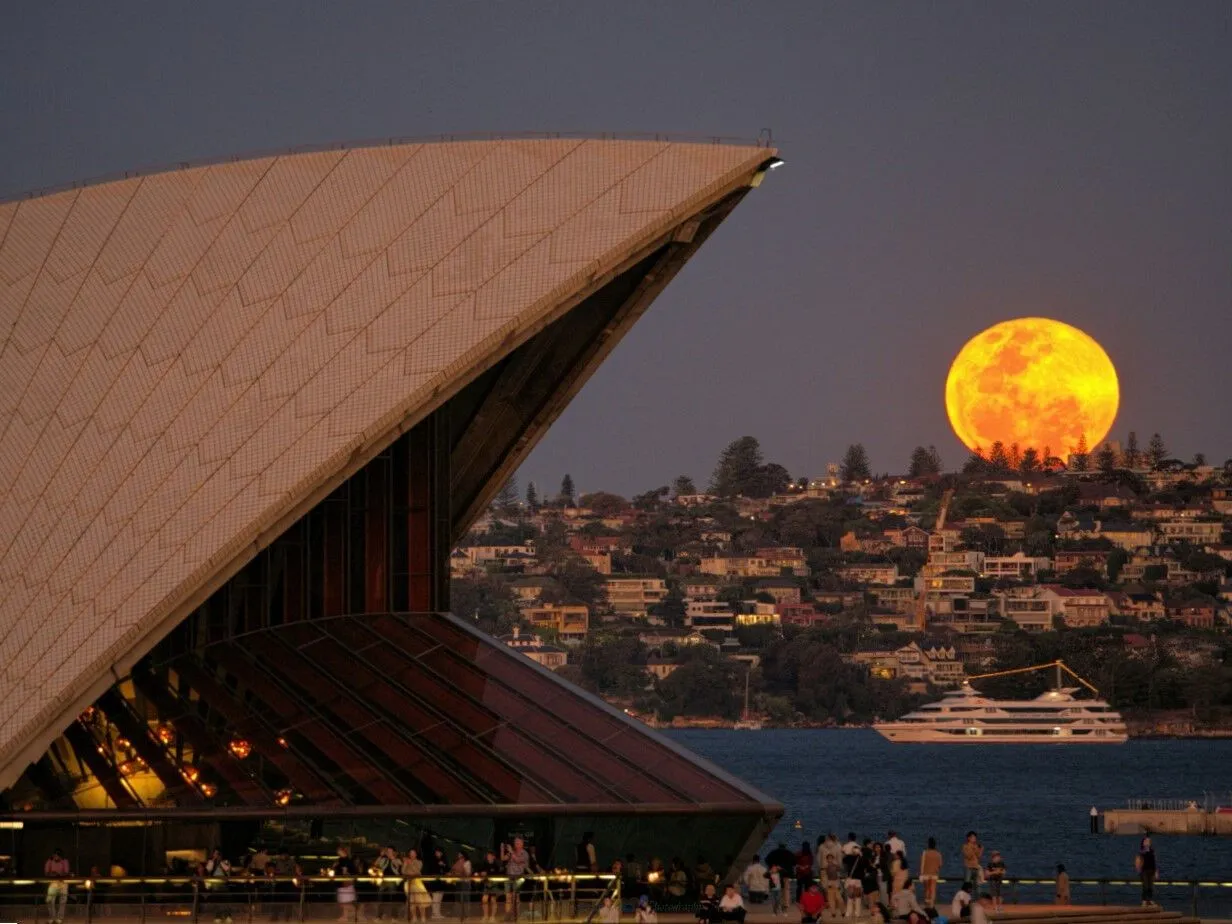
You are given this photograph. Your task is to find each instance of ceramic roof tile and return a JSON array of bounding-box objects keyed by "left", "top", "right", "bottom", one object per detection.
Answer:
[{"left": 0, "top": 137, "right": 774, "bottom": 789}]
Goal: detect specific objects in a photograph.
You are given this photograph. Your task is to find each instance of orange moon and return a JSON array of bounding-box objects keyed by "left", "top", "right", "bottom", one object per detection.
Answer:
[{"left": 945, "top": 317, "right": 1119, "bottom": 457}]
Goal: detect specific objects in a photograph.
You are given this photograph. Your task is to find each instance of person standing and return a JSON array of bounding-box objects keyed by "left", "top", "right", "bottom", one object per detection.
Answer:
[
  {"left": 985, "top": 851, "right": 1005, "bottom": 912},
  {"left": 742, "top": 855, "right": 769, "bottom": 904},
  {"left": 44, "top": 848, "right": 71, "bottom": 924},
  {"left": 501, "top": 837, "right": 530, "bottom": 921},
  {"left": 450, "top": 851, "right": 473, "bottom": 918},
  {"left": 404, "top": 849, "right": 428, "bottom": 923},
  {"left": 373, "top": 846, "right": 402, "bottom": 921},
  {"left": 960, "top": 832, "right": 983, "bottom": 892},
  {"left": 1090, "top": 807, "right": 1099, "bottom": 834},
  {"left": 886, "top": 832, "right": 905, "bottom": 859},
  {"left": 426, "top": 846, "right": 449, "bottom": 920},
  {"left": 918, "top": 838, "right": 942, "bottom": 908},
  {"left": 767, "top": 864, "right": 785, "bottom": 916},
  {"left": 1136, "top": 837, "right": 1158, "bottom": 907},
  {"left": 333, "top": 847, "right": 359, "bottom": 924},
  {"left": 477, "top": 849, "right": 501, "bottom": 923},
  {"left": 820, "top": 851, "right": 841, "bottom": 914},
  {"left": 793, "top": 842, "right": 814, "bottom": 906},
  {"left": 820, "top": 834, "right": 842, "bottom": 874},
  {"left": 1055, "top": 864, "right": 1070, "bottom": 905}
]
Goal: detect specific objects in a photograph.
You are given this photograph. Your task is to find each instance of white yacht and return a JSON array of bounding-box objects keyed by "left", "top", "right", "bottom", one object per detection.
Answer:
[{"left": 874, "top": 661, "right": 1128, "bottom": 744}]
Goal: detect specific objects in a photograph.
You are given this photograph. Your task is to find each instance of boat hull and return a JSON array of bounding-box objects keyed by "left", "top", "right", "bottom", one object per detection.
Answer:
[{"left": 875, "top": 725, "right": 1128, "bottom": 744}]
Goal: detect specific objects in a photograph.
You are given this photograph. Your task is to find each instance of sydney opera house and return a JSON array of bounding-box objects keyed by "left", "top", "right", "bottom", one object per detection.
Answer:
[{"left": 0, "top": 136, "right": 782, "bottom": 875}]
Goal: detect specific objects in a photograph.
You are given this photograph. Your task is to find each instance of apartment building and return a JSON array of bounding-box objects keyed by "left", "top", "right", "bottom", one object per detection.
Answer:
[
  {"left": 983, "top": 552, "right": 1051, "bottom": 580},
  {"left": 523, "top": 604, "right": 590, "bottom": 644},
  {"left": 605, "top": 575, "right": 668, "bottom": 617},
  {"left": 837, "top": 563, "right": 900, "bottom": 585}
]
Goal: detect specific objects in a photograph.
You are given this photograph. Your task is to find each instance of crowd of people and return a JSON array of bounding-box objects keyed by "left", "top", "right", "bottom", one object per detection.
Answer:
[
  {"left": 31, "top": 830, "right": 1164, "bottom": 923},
  {"left": 736, "top": 830, "right": 1163, "bottom": 923}
]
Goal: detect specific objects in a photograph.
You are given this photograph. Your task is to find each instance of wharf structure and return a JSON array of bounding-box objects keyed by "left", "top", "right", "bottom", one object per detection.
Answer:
[{"left": 0, "top": 137, "right": 783, "bottom": 875}]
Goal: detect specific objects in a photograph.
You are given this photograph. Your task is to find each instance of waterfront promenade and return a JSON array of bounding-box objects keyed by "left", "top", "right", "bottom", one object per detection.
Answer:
[{"left": 0, "top": 905, "right": 1205, "bottom": 924}]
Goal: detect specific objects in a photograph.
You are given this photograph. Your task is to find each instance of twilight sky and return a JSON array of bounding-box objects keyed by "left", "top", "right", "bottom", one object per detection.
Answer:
[{"left": 2, "top": 2, "right": 1229, "bottom": 496}]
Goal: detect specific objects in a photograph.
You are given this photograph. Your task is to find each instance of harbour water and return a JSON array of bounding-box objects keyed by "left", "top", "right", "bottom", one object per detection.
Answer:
[{"left": 668, "top": 729, "right": 1232, "bottom": 881}]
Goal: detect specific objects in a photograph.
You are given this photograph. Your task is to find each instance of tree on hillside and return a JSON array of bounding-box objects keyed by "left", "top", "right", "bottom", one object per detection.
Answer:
[
  {"left": 525, "top": 481, "right": 539, "bottom": 511},
  {"left": 1147, "top": 433, "right": 1167, "bottom": 470},
  {"left": 633, "top": 486, "right": 670, "bottom": 510},
  {"left": 1096, "top": 442, "right": 1117, "bottom": 474},
  {"left": 1194, "top": 453, "right": 1207, "bottom": 467},
  {"left": 673, "top": 474, "right": 697, "bottom": 497},
  {"left": 1070, "top": 434, "right": 1090, "bottom": 472},
  {"left": 988, "top": 441, "right": 1011, "bottom": 472},
  {"left": 1020, "top": 447, "right": 1041, "bottom": 474},
  {"left": 1124, "top": 432, "right": 1140, "bottom": 469},
  {"left": 751, "top": 462, "right": 792, "bottom": 497},
  {"left": 579, "top": 635, "right": 648, "bottom": 695},
  {"left": 709, "top": 437, "right": 790, "bottom": 498},
  {"left": 546, "top": 557, "right": 607, "bottom": 610},
  {"left": 655, "top": 649, "right": 742, "bottom": 720},
  {"left": 710, "top": 436, "right": 765, "bottom": 497},
  {"left": 494, "top": 477, "right": 519, "bottom": 513},
  {"left": 451, "top": 573, "right": 520, "bottom": 637},
  {"left": 560, "top": 473, "right": 576, "bottom": 506},
  {"left": 579, "top": 491, "right": 629, "bottom": 516},
  {"left": 840, "top": 443, "right": 871, "bottom": 483},
  {"left": 963, "top": 447, "right": 987, "bottom": 475},
  {"left": 908, "top": 445, "right": 943, "bottom": 478}
]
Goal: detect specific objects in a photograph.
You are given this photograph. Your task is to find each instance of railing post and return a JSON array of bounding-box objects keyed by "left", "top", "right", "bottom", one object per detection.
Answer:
[
  {"left": 1191, "top": 880, "right": 1198, "bottom": 918},
  {"left": 298, "top": 879, "right": 306, "bottom": 923},
  {"left": 140, "top": 890, "right": 146, "bottom": 924},
  {"left": 1099, "top": 879, "right": 1107, "bottom": 905},
  {"left": 85, "top": 885, "right": 94, "bottom": 924}
]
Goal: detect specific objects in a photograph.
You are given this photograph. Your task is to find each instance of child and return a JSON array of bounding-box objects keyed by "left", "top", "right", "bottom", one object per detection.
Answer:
[
  {"left": 636, "top": 896, "right": 658, "bottom": 924},
  {"left": 599, "top": 896, "right": 620, "bottom": 924},
  {"left": 986, "top": 851, "right": 1005, "bottom": 912},
  {"left": 769, "top": 864, "right": 785, "bottom": 916},
  {"left": 1055, "top": 864, "right": 1070, "bottom": 905}
]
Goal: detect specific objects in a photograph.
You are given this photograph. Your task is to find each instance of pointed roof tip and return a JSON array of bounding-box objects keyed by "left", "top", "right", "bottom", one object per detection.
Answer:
[{"left": 0, "top": 137, "right": 776, "bottom": 789}]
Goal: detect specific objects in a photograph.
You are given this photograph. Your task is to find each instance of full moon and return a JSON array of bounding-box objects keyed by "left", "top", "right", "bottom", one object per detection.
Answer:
[{"left": 945, "top": 317, "right": 1119, "bottom": 458}]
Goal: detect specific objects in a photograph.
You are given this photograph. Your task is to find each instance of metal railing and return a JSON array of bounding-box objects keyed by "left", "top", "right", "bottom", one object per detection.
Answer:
[{"left": 0, "top": 873, "right": 619, "bottom": 924}]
